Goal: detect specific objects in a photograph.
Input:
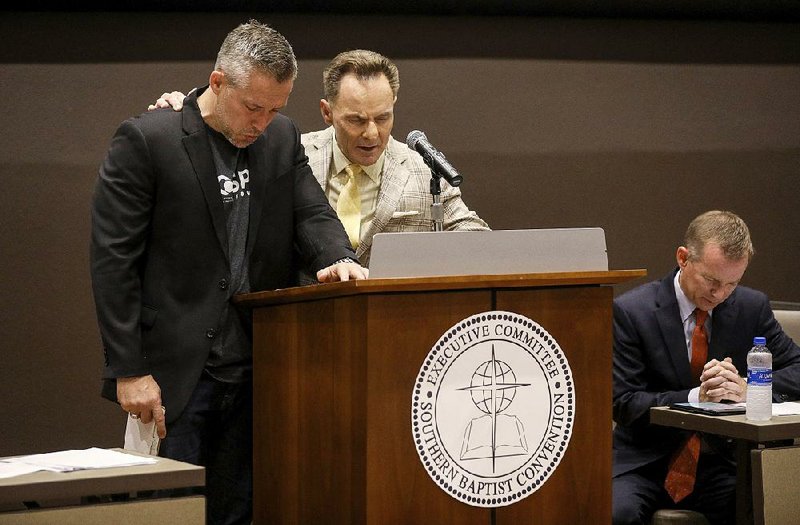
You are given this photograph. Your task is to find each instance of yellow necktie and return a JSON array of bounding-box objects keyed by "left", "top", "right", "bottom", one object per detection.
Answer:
[{"left": 336, "top": 164, "right": 361, "bottom": 249}]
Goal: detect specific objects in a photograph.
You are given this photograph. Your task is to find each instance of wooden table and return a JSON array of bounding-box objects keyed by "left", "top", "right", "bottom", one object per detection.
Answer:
[
  {"left": 650, "top": 407, "right": 800, "bottom": 525},
  {"left": 0, "top": 449, "right": 205, "bottom": 524}
]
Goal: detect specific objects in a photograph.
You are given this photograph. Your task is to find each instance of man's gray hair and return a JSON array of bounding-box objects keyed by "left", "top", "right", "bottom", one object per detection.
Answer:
[
  {"left": 215, "top": 19, "right": 297, "bottom": 86},
  {"left": 684, "top": 210, "right": 755, "bottom": 262},
  {"left": 322, "top": 49, "right": 399, "bottom": 102}
]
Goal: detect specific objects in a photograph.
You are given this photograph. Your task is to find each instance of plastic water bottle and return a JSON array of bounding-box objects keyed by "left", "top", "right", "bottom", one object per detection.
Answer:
[{"left": 746, "top": 336, "right": 772, "bottom": 421}]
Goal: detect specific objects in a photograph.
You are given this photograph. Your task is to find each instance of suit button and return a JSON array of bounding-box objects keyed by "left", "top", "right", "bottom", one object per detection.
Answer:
[
  {"left": 206, "top": 329, "right": 217, "bottom": 339},
  {"left": 218, "top": 278, "right": 229, "bottom": 290}
]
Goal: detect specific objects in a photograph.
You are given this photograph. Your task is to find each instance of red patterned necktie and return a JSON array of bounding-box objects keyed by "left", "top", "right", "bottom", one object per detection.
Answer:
[{"left": 664, "top": 308, "right": 708, "bottom": 503}]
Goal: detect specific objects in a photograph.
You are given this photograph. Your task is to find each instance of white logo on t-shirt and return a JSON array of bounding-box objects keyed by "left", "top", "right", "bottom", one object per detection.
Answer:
[{"left": 218, "top": 169, "right": 250, "bottom": 202}]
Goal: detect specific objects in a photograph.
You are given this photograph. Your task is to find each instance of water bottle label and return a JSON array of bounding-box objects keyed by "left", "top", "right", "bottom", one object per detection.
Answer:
[{"left": 748, "top": 368, "right": 772, "bottom": 385}]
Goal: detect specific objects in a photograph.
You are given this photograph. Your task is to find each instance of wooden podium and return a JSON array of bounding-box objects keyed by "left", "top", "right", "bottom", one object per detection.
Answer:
[{"left": 237, "top": 270, "right": 644, "bottom": 525}]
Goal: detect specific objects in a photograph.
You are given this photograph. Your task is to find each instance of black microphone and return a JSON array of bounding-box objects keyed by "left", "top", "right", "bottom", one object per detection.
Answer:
[{"left": 406, "top": 130, "right": 463, "bottom": 187}]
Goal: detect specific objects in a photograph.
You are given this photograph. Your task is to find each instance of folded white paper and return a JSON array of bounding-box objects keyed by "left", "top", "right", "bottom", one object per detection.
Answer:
[{"left": 124, "top": 413, "right": 161, "bottom": 455}]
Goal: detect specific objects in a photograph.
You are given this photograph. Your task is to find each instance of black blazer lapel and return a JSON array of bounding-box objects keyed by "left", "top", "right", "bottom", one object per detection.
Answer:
[
  {"left": 181, "top": 90, "right": 229, "bottom": 260},
  {"left": 655, "top": 272, "right": 694, "bottom": 389},
  {"left": 709, "top": 292, "right": 740, "bottom": 361}
]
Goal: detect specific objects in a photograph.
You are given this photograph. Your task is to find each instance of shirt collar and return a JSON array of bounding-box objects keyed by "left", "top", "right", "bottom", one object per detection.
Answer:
[
  {"left": 674, "top": 269, "right": 713, "bottom": 323},
  {"left": 331, "top": 137, "right": 384, "bottom": 184}
]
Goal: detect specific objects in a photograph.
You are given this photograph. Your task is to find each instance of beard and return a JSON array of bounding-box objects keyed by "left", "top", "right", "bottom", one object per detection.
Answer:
[
  {"left": 215, "top": 92, "right": 260, "bottom": 149},
  {"left": 217, "top": 116, "right": 258, "bottom": 149}
]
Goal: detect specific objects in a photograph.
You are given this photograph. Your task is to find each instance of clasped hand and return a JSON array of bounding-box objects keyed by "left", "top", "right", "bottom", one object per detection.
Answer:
[{"left": 699, "top": 357, "right": 747, "bottom": 402}]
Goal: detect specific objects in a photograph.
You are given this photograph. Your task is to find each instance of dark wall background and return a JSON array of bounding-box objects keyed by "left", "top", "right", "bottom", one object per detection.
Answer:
[{"left": 1, "top": 9, "right": 798, "bottom": 456}]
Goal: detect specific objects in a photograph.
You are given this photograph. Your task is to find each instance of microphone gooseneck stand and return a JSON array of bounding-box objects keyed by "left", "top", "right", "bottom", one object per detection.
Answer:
[
  {"left": 429, "top": 174, "right": 444, "bottom": 232},
  {"left": 415, "top": 137, "right": 463, "bottom": 232},
  {"left": 427, "top": 161, "right": 463, "bottom": 231}
]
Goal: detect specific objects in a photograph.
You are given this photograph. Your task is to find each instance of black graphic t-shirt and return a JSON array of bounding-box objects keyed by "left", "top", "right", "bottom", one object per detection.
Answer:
[{"left": 204, "top": 127, "right": 252, "bottom": 383}]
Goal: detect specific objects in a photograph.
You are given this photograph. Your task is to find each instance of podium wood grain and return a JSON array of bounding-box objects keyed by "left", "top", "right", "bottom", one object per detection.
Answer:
[
  {"left": 246, "top": 271, "right": 644, "bottom": 524},
  {"left": 495, "top": 286, "right": 613, "bottom": 524}
]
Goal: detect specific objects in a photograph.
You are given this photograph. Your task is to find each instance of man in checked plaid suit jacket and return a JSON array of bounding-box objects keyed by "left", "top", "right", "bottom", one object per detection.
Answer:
[
  {"left": 302, "top": 126, "right": 488, "bottom": 267},
  {"left": 304, "top": 49, "right": 488, "bottom": 267}
]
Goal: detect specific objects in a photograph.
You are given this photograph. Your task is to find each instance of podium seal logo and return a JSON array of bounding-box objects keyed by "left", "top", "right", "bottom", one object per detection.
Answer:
[{"left": 411, "top": 311, "right": 575, "bottom": 507}]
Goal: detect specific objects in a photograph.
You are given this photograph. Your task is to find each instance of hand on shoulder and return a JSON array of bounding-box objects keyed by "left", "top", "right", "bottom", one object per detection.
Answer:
[{"left": 147, "top": 90, "right": 188, "bottom": 111}]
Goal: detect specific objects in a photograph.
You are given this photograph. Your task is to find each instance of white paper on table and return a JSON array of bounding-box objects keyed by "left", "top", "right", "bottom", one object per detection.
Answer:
[
  {"left": 773, "top": 401, "right": 800, "bottom": 416},
  {"left": 0, "top": 461, "right": 45, "bottom": 479},
  {"left": 5, "top": 447, "right": 157, "bottom": 474}
]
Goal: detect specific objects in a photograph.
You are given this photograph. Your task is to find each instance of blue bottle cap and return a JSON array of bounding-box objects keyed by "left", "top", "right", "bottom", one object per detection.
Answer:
[{"left": 753, "top": 336, "right": 766, "bottom": 345}]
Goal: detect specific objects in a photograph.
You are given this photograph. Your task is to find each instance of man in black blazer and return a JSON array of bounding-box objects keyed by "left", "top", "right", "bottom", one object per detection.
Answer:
[
  {"left": 90, "top": 21, "right": 366, "bottom": 525},
  {"left": 612, "top": 210, "right": 800, "bottom": 525}
]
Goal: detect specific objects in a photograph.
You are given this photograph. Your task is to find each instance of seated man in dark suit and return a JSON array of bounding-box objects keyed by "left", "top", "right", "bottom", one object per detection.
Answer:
[{"left": 612, "top": 210, "right": 800, "bottom": 525}]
